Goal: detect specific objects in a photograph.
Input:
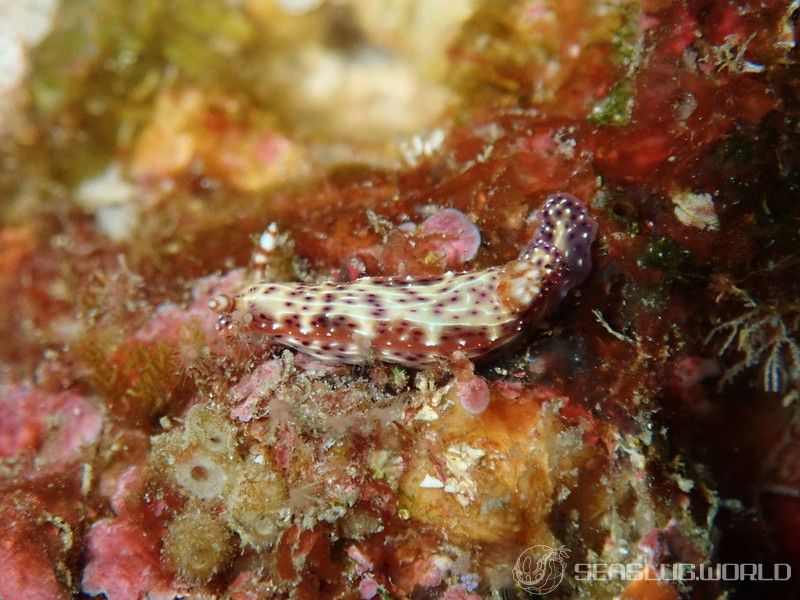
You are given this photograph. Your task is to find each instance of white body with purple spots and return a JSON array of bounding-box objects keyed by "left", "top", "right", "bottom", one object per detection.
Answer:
[{"left": 211, "top": 193, "right": 597, "bottom": 367}]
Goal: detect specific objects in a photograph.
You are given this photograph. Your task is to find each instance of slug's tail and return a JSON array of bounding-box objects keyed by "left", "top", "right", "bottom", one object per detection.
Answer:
[{"left": 527, "top": 193, "right": 598, "bottom": 294}]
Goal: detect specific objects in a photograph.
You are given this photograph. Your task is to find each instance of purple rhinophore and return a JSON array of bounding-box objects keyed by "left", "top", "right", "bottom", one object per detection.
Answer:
[{"left": 525, "top": 192, "right": 598, "bottom": 294}]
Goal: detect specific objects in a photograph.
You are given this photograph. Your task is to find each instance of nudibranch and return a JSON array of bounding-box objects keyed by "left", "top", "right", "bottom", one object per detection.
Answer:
[{"left": 210, "top": 193, "right": 597, "bottom": 367}]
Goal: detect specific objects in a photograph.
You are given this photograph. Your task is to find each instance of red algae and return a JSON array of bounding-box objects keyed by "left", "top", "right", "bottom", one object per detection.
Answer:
[
  {"left": 414, "top": 207, "right": 482, "bottom": 266},
  {"left": 0, "top": 1, "right": 798, "bottom": 599},
  {"left": 82, "top": 518, "right": 179, "bottom": 599},
  {"left": 0, "top": 387, "right": 101, "bottom": 474},
  {"left": 0, "top": 504, "right": 70, "bottom": 600},
  {"left": 455, "top": 374, "right": 491, "bottom": 415}
]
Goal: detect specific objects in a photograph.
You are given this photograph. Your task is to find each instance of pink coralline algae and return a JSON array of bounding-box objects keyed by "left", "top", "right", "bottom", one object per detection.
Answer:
[
  {"left": 451, "top": 352, "right": 491, "bottom": 414},
  {"left": 441, "top": 584, "right": 482, "bottom": 600},
  {"left": 416, "top": 207, "right": 482, "bottom": 266},
  {"left": 212, "top": 193, "right": 597, "bottom": 367},
  {"left": 133, "top": 270, "right": 246, "bottom": 355},
  {"left": 81, "top": 517, "right": 179, "bottom": 600},
  {"left": 638, "top": 520, "right": 702, "bottom": 567},
  {"left": 358, "top": 576, "right": 379, "bottom": 599},
  {"left": 108, "top": 465, "right": 146, "bottom": 516},
  {"left": 347, "top": 544, "right": 375, "bottom": 576},
  {"left": 227, "top": 358, "right": 282, "bottom": 422},
  {"left": 370, "top": 207, "right": 481, "bottom": 275},
  {"left": 456, "top": 374, "right": 491, "bottom": 414},
  {"left": 0, "top": 387, "right": 101, "bottom": 473},
  {"left": 0, "top": 504, "right": 70, "bottom": 600},
  {"left": 411, "top": 555, "right": 447, "bottom": 587}
]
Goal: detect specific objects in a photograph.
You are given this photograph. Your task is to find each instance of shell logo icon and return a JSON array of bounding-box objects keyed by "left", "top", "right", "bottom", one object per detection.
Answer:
[{"left": 512, "top": 543, "right": 570, "bottom": 594}]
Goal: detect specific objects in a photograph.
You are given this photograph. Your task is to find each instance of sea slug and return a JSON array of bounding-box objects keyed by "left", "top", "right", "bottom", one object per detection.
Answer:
[{"left": 210, "top": 193, "right": 597, "bottom": 367}]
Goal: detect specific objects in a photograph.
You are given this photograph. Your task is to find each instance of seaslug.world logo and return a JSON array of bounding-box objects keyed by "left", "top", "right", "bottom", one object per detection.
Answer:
[{"left": 512, "top": 543, "right": 570, "bottom": 594}]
